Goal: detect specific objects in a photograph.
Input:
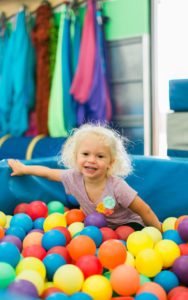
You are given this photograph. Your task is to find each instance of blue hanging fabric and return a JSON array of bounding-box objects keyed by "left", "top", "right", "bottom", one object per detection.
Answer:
[
  {"left": 0, "top": 13, "right": 9, "bottom": 81},
  {"left": 73, "top": 14, "right": 81, "bottom": 74},
  {"left": 62, "top": 7, "right": 77, "bottom": 132},
  {"left": 0, "top": 10, "right": 36, "bottom": 136}
]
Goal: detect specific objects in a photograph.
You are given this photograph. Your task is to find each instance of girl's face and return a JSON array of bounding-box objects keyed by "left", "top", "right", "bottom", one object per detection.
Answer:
[{"left": 76, "top": 134, "right": 113, "bottom": 181}]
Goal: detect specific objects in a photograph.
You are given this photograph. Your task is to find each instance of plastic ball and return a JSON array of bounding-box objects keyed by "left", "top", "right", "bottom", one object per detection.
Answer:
[
  {"left": 76, "top": 255, "right": 103, "bottom": 278},
  {"left": 154, "top": 239, "right": 180, "bottom": 268},
  {"left": 10, "top": 213, "right": 33, "bottom": 233},
  {"left": 6, "top": 225, "right": 26, "bottom": 240},
  {"left": 42, "top": 229, "right": 66, "bottom": 250},
  {"left": 46, "top": 293, "right": 69, "bottom": 299},
  {"left": 0, "top": 211, "right": 7, "bottom": 227},
  {"left": 0, "top": 226, "right": 5, "bottom": 238},
  {"left": 33, "top": 217, "right": 45, "bottom": 230},
  {"left": 67, "top": 235, "right": 96, "bottom": 261},
  {"left": 168, "top": 286, "right": 188, "bottom": 300},
  {"left": 81, "top": 226, "right": 103, "bottom": 247},
  {"left": 82, "top": 274, "right": 112, "bottom": 300},
  {"left": 0, "top": 262, "right": 16, "bottom": 288},
  {"left": 100, "top": 227, "right": 119, "bottom": 241},
  {"left": 98, "top": 239, "right": 127, "bottom": 269},
  {"left": 43, "top": 213, "right": 67, "bottom": 232},
  {"left": 115, "top": 225, "right": 135, "bottom": 241},
  {"left": 22, "top": 231, "right": 43, "bottom": 248},
  {"left": 16, "top": 269, "right": 44, "bottom": 295},
  {"left": 26, "top": 200, "right": 48, "bottom": 220},
  {"left": 69, "top": 292, "right": 93, "bottom": 300},
  {"left": 139, "top": 274, "right": 151, "bottom": 286},
  {"left": 84, "top": 212, "right": 107, "bottom": 228},
  {"left": 177, "top": 218, "right": 188, "bottom": 242},
  {"left": 137, "top": 282, "right": 167, "bottom": 300},
  {"left": 142, "top": 227, "right": 162, "bottom": 245},
  {"left": 41, "top": 287, "right": 62, "bottom": 299},
  {"left": 162, "top": 230, "right": 184, "bottom": 244},
  {"left": 127, "top": 231, "right": 154, "bottom": 257},
  {"left": 16, "top": 257, "right": 46, "bottom": 279},
  {"left": 174, "top": 215, "right": 188, "bottom": 230},
  {"left": 66, "top": 209, "right": 85, "bottom": 225},
  {"left": 135, "top": 248, "right": 163, "bottom": 277},
  {"left": 43, "top": 253, "right": 67, "bottom": 281},
  {"left": 179, "top": 243, "right": 188, "bottom": 255},
  {"left": 14, "top": 203, "right": 29, "bottom": 214},
  {"left": 47, "top": 246, "right": 71, "bottom": 263},
  {"left": 125, "top": 251, "right": 135, "bottom": 267},
  {"left": 47, "top": 201, "right": 65, "bottom": 214},
  {"left": 135, "top": 293, "right": 159, "bottom": 300},
  {"left": 162, "top": 217, "right": 177, "bottom": 231},
  {"left": 8, "top": 279, "right": 39, "bottom": 298},
  {"left": 110, "top": 264, "right": 140, "bottom": 296},
  {"left": 53, "top": 264, "right": 84, "bottom": 295},
  {"left": 170, "top": 291, "right": 188, "bottom": 300},
  {"left": 68, "top": 222, "right": 84, "bottom": 237},
  {"left": 172, "top": 255, "right": 188, "bottom": 285},
  {"left": 53, "top": 226, "right": 71, "bottom": 245},
  {"left": 22, "top": 244, "right": 47, "bottom": 260},
  {"left": 0, "top": 241, "right": 21, "bottom": 267},
  {"left": 154, "top": 270, "right": 179, "bottom": 293},
  {"left": 4, "top": 215, "right": 12, "bottom": 228},
  {"left": 2, "top": 235, "right": 22, "bottom": 251}
]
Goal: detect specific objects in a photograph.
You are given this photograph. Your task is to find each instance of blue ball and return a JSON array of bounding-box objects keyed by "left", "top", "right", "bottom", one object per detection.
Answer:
[
  {"left": 154, "top": 270, "right": 179, "bottom": 293},
  {"left": 43, "top": 253, "right": 66, "bottom": 281},
  {"left": 70, "top": 292, "right": 93, "bottom": 300},
  {"left": 46, "top": 293, "right": 69, "bottom": 300},
  {"left": 33, "top": 217, "right": 45, "bottom": 230},
  {"left": 10, "top": 213, "right": 33, "bottom": 233},
  {"left": 6, "top": 226, "right": 26, "bottom": 240},
  {"left": 80, "top": 226, "right": 103, "bottom": 247},
  {"left": 162, "top": 229, "right": 184, "bottom": 244},
  {"left": 42, "top": 229, "right": 66, "bottom": 250},
  {"left": 135, "top": 293, "right": 159, "bottom": 300},
  {"left": 0, "top": 242, "right": 20, "bottom": 267},
  {"left": 67, "top": 195, "right": 79, "bottom": 208}
]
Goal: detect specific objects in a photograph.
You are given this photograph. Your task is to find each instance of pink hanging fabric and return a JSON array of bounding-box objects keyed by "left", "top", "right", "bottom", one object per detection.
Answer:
[{"left": 70, "top": 0, "right": 96, "bottom": 103}]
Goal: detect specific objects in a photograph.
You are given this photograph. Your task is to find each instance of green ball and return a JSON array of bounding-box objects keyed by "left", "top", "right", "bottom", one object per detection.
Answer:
[
  {"left": 47, "top": 201, "right": 65, "bottom": 214},
  {"left": 0, "top": 262, "right": 16, "bottom": 288}
]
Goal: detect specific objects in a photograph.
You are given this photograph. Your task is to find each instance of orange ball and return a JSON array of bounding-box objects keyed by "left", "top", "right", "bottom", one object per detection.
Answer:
[
  {"left": 0, "top": 226, "right": 5, "bottom": 239},
  {"left": 175, "top": 215, "right": 188, "bottom": 230},
  {"left": 65, "top": 209, "right": 86, "bottom": 225},
  {"left": 110, "top": 264, "right": 140, "bottom": 296},
  {"left": 137, "top": 282, "right": 167, "bottom": 300},
  {"left": 22, "top": 232, "right": 43, "bottom": 249},
  {"left": 67, "top": 235, "right": 96, "bottom": 261},
  {"left": 98, "top": 239, "right": 127, "bottom": 269}
]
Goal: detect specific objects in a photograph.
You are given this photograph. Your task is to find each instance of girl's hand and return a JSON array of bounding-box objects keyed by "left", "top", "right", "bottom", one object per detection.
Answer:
[{"left": 8, "top": 159, "right": 27, "bottom": 176}]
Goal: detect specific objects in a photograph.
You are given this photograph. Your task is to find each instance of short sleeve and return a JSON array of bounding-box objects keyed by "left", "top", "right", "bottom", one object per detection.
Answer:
[
  {"left": 60, "top": 169, "right": 75, "bottom": 194},
  {"left": 114, "top": 177, "right": 138, "bottom": 208}
]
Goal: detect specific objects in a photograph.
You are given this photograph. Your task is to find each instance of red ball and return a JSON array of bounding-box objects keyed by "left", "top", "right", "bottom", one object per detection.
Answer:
[
  {"left": 22, "top": 244, "right": 46, "bottom": 260},
  {"left": 14, "top": 203, "right": 29, "bottom": 214},
  {"left": 111, "top": 297, "right": 134, "bottom": 300},
  {"left": 26, "top": 201, "right": 48, "bottom": 220},
  {"left": 41, "top": 287, "right": 62, "bottom": 298},
  {"left": 47, "top": 246, "right": 71, "bottom": 263},
  {"left": 54, "top": 226, "right": 71, "bottom": 245},
  {"left": 115, "top": 226, "right": 135, "bottom": 241},
  {"left": 100, "top": 227, "right": 119, "bottom": 241},
  {"left": 168, "top": 286, "right": 188, "bottom": 300},
  {"left": 170, "top": 291, "right": 188, "bottom": 300},
  {"left": 179, "top": 243, "right": 188, "bottom": 255},
  {"left": 76, "top": 255, "right": 103, "bottom": 278},
  {"left": 65, "top": 209, "right": 86, "bottom": 225}
]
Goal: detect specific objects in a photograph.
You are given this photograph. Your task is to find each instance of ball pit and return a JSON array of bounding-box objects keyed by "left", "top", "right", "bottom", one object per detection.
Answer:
[{"left": 2, "top": 199, "right": 188, "bottom": 300}]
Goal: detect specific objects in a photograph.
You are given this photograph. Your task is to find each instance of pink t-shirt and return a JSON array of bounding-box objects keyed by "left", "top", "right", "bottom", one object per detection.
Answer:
[{"left": 61, "top": 169, "right": 144, "bottom": 228}]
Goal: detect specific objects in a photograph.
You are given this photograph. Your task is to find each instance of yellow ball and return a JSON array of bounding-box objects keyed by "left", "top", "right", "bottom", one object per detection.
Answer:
[
  {"left": 162, "top": 217, "right": 177, "bottom": 231},
  {"left": 54, "top": 264, "right": 84, "bottom": 295},
  {"left": 127, "top": 231, "right": 154, "bottom": 257},
  {"left": 68, "top": 222, "right": 84, "bottom": 237},
  {"left": 82, "top": 275, "right": 112, "bottom": 300},
  {"left": 142, "top": 227, "right": 162, "bottom": 245},
  {"left": 4, "top": 215, "right": 12, "bottom": 229},
  {"left": 135, "top": 248, "right": 163, "bottom": 277},
  {"left": 0, "top": 211, "right": 7, "bottom": 227},
  {"left": 125, "top": 251, "right": 135, "bottom": 267},
  {"left": 16, "top": 257, "right": 46, "bottom": 280},
  {"left": 16, "top": 270, "right": 44, "bottom": 295},
  {"left": 43, "top": 213, "right": 67, "bottom": 232},
  {"left": 154, "top": 239, "right": 180, "bottom": 268}
]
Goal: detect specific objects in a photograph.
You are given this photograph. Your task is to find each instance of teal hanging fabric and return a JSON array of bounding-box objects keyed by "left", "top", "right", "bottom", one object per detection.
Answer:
[
  {"left": 0, "top": 13, "right": 9, "bottom": 81},
  {"left": 0, "top": 10, "right": 36, "bottom": 136}
]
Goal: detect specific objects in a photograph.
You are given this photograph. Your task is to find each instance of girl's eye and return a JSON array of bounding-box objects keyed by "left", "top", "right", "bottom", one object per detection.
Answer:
[
  {"left": 82, "top": 152, "right": 88, "bottom": 156},
  {"left": 98, "top": 155, "right": 104, "bottom": 158}
]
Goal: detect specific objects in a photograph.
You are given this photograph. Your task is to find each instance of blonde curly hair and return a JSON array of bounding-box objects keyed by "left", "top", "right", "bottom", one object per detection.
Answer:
[{"left": 60, "top": 123, "right": 132, "bottom": 177}]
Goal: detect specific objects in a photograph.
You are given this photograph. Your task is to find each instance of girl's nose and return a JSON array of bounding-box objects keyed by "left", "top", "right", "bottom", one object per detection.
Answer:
[{"left": 87, "top": 155, "right": 96, "bottom": 162}]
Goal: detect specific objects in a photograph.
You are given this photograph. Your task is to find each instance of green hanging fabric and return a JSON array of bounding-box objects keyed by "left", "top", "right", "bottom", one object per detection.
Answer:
[{"left": 48, "top": 8, "right": 68, "bottom": 137}]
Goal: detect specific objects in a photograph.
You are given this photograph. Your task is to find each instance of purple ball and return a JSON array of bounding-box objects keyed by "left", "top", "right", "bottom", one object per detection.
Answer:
[
  {"left": 1, "top": 235, "right": 22, "bottom": 251},
  {"left": 84, "top": 212, "right": 107, "bottom": 228},
  {"left": 177, "top": 218, "right": 188, "bottom": 242},
  {"left": 172, "top": 255, "right": 188, "bottom": 285},
  {"left": 8, "top": 279, "right": 38, "bottom": 298}
]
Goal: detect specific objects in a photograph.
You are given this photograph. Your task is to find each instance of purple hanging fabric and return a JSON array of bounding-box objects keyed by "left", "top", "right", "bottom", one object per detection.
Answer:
[{"left": 70, "top": 0, "right": 96, "bottom": 103}]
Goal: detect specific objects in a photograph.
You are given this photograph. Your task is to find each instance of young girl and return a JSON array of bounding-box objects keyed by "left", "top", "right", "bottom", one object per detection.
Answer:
[{"left": 8, "top": 123, "right": 161, "bottom": 231}]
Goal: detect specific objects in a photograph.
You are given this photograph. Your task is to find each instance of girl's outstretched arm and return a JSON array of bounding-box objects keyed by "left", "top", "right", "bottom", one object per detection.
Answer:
[{"left": 8, "top": 159, "right": 62, "bottom": 182}]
